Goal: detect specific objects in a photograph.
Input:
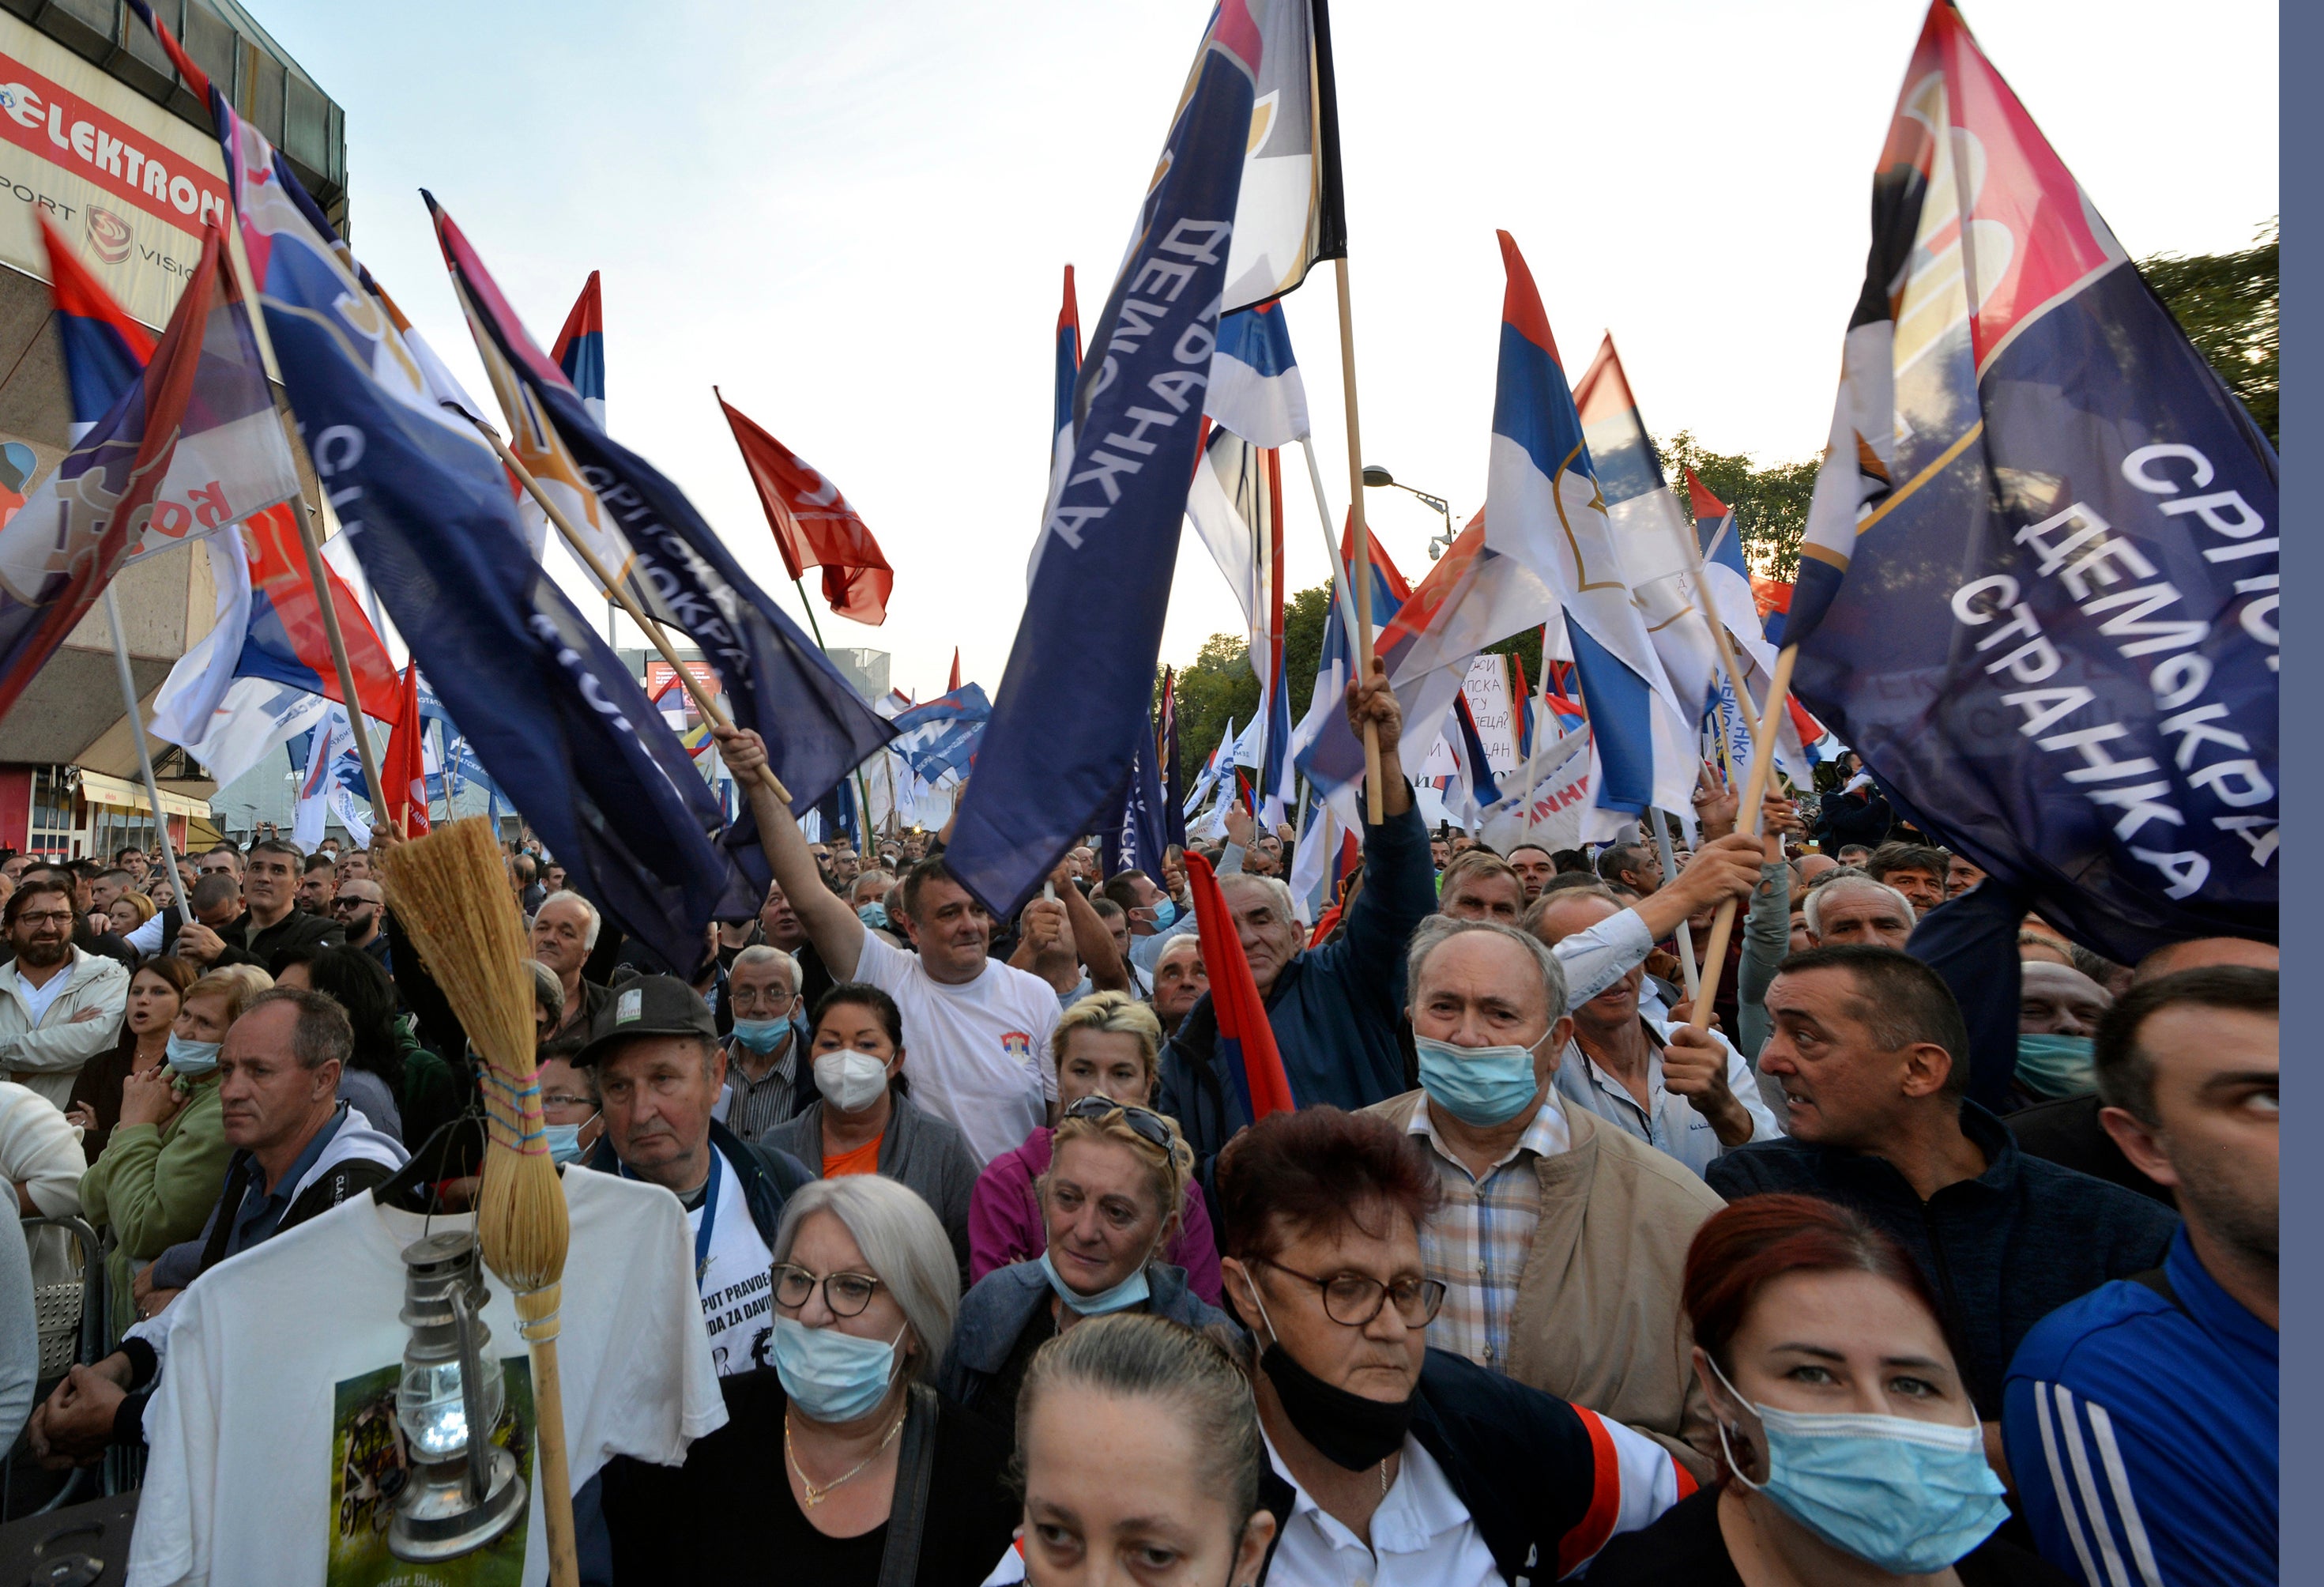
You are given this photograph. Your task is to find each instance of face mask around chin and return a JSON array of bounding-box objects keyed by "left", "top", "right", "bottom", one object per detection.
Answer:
[{"left": 1242, "top": 1273, "right": 1417, "bottom": 1470}]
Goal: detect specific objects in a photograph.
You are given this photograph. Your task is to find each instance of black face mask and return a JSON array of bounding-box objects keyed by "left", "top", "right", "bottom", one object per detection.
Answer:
[{"left": 1259, "top": 1340, "right": 1417, "bottom": 1472}]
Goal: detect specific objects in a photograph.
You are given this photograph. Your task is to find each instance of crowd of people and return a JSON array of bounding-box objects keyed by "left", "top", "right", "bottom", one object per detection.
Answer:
[{"left": 0, "top": 665, "right": 2277, "bottom": 1585}]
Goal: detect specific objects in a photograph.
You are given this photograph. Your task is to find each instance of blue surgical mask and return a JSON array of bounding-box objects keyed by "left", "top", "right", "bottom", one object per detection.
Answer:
[
  {"left": 165, "top": 1031, "right": 222, "bottom": 1077},
  {"left": 770, "top": 1315, "right": 906, "bottom": 1423},
  {"left": 729, "top": 1017, "right": 793, "bottom": 1055},
  {"left": 1038, "top": 1247, "right": 1152, "bottom": 1317},
  {"left": 1149, "top": 896, "right": 1177, "bottom": 930},
  {"left": 544, "top": 1115, "right": 596, "bottom": 1167},
  {"left": 2014, "top": 1032, "right": 2096, "bottom": 1099},
  {"left": 1414, "top": 1034, "right": 1546, "bottom": 1127},
  {"left": 1710, "top": 1358, "right": 2008, "bottom": 1574},
  {"left": 857, "top": 902, "right": 890, "bottom": 931}
]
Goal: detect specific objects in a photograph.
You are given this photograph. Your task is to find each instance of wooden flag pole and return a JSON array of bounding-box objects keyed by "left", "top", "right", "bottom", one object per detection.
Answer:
[
  {"left": 1333, "top": 258, "right": 1386, "bottom": 824},
  {"left": 100, "top": 586, "right": 191, "bottom": 911},
  {"left": 1686, "top": 645, "right": 1796, "bottom": 1034},
  {"left": 1648, "top": 807, "right": 1700, "bottom": 1001},
  {"left": 478, "top": 424, "right": 792, "bottom": 805}
]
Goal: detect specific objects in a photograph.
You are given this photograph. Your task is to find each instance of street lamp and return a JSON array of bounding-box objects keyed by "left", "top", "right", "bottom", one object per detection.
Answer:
[{"left": 1361, "top": 465, "right": 1457, "bottom": 560}]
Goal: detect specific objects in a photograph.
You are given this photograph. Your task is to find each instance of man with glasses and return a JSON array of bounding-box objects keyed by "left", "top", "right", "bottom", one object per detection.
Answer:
[
  {"left": 574, "top": 974, "right": 809, "bottom": 1374},
  {"left": 0, "top": 878, "right": 129, "bottom": 1106},
  {"left": 1363, "top": 917, "right": 1729, "bottom": 1480},
  {"left": 331, "top": 880, "right": 390, "bottom": 974},
  {"left": 1215, "top": 1105, "right": 1685, "bottom": 1582}
]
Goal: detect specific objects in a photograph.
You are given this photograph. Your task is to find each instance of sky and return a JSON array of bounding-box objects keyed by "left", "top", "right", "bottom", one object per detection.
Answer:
[{"left": 257, "top": 0, "right": 2277, "bottom": 702}]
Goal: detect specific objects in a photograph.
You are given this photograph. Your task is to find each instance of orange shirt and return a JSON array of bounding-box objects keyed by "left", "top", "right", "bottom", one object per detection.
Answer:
[{"left": 823, "top": 1136, "right": 883, "bottom": 1178}]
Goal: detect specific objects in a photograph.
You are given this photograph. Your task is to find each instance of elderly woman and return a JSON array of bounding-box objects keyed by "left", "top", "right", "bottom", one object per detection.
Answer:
[
  {"left": 600, "top": 1175, "right": 1018, "bottom": 1585},
  {"left": 1589, "top": 1194, "right": 2047, "bottom": 1586},
  {"left": 939, "top": 1099, "right": 1226, "bottom": 1428},
  {"left": 968, "top": 992, "right": 1222, "bottom": 1300},
  {"left": 765, "top": 984, "right": 981, "bottom": 1276}
]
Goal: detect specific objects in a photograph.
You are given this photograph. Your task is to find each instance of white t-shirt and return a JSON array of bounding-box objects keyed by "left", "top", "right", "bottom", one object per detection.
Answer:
[
  {"left": 851, "top": 931, "right": 1059, "bottom": 1163},
  {"left": 14, "top": 966, "right": 70, "bottom": 1029},
  {"left": 128, "top": 1166, "right": 724, "bottom": 1587},
  {"left": 690, "top": 1148, "right": 776, "bottom": 1378}
]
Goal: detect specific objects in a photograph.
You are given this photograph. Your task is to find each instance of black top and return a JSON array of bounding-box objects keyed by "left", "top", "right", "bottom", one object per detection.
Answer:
[
  {"left": 969, "top": 1295, "right": 1057, "bottom": 1429},
  {"left": 1588, "top": 1486, "right": 2074, "bottom": 1586},
  {"left": 600, "top": 1370, "right": 1019, "bottom": 1587},
  {"left": 2006, "top": 1092, "right": 2172, "bottom": 1207}
]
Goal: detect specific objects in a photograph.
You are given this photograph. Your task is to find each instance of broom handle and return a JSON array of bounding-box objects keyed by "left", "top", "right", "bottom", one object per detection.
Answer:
[
  {"left": 527, "top": 1324, "right": 578, "bottom": 1587},
  {"left": 1687, "top": 645, "right": 1797, "bottom": 1033},
  {"left": 476, "top": 423, "right": 791, "bottom": 804}
]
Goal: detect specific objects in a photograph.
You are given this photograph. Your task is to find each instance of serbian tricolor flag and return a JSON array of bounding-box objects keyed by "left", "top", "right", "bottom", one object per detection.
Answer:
[
  {"left": 1185, "top": 849, "right": 1294, "bottom": 1121},
  {"left": 235, "top": 502, "right": 407, "bottom": 724},
  {"left": 383, "top": 662, "right": 430, "bottom": 836},
  {"left": 715, "top": 388, "right": 894, "bottom": 626},
  {"left": 947, "top": 647, "right": 961, "bottom": 692},
  {"left": 41, "top": 213, "right": 154, "bottom": 440},
  {"left": 551, "top": 270, "right": 605, "bottom": 427}
]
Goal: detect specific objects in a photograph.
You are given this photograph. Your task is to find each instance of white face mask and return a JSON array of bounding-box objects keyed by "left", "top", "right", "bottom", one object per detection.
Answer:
[{"left": 814, "top": 1050, "right": 891, "bottom": 1113}]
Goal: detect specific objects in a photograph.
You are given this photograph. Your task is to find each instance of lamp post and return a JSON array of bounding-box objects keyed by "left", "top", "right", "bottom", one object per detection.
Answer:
[{"left": 1361, "top": 465, "right": 1457, "bottom": 560}]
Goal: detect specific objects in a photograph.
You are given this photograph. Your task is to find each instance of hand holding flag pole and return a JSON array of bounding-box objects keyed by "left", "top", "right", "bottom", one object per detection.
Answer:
[
  {"left": 1686, "top": 645, "right": 1796, "bottom": 1035},
  {"left": 477, "top": 422, "right": 793, "bottom": 805}
]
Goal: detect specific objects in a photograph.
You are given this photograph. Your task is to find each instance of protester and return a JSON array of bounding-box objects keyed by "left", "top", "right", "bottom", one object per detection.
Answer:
[
  {"left": 1215, "top": 1105, "right": 1686, "bottom": 1576},
  {"left": 64, "top": 954, "right": 194, "bottom": 1161},
  {"left": 276, "top": 944, "right": 462, "bottom": 1152},
  {"left": 295, "top": 853, "right": 335, "bottom": 914},
  {"left": 721, "top": 725, "right": 1064, "bottom": 1165},
  {"left": 29, "top": 988, "right": 409, "bottom": 1468},
  {"left": 1362, "top": 916, "right": 1727, "bottom": 1472},
  {"left": 330, "top": 877, "right": 390, "bottom": 974},
  {"left": 172, "top": 839, "right": 342, "bottom": 970},
  {"left": 533, "top": 889, "right": 611, "bottom": 1044},
  {"left": 721, "top": 943, "right": 810, "bottom": 1140},
  {"left": 1589, "top": 1194, "right": 2054, "bottom": 1586},
  {"left": 0, "top": 1075, "right": 88, "bottom": 1306},
  {"left": 1863, "top": 840, "right": 1949, "bottom": 916},
  {"left": 578, "top": 973, "right": 811, "bottom": 1375},
  {"left": 0, "top": 876, "right": 130, "bottom": 1106},
  {"left": 537, "top": 1047, "right": 603, "bottom": 1166},
  {"left": 1006, "top": 1312, "right": 1275, "bottom": 1587},
  {"left": 1147, "top": 933, "right": 1207, "bottom": 1040},
  {"left": 107, "top": 888, "right": 156, "bottom": 941},
  {"left": 600, "top": 1174, "right": 1019, "bottom": 1584},
  {"left": 2005, "top": 967, "right": 2277, "bottom": 1587},
  {"left": 941, "top": 1095, "right": 1223, "bottom": 1429},
  {"left": 765, "top": 982, "right": 981, "bottom": 1276},
  {"left": 1435, "top": 848, "right": 1527, "bottom": 923},
  {"left": 1709, "top": 945, "right": 2179, "bottom": 1423},
  {"left": 1800, "top": 873, "right": 1915, "bottom": 949},
  {"left": 0, "top": 1191, "right": 31, "bottom": 1459},
  {"left": 1506, "top": 842, "right": 1556, "bottom": 902},
  {"left": 2012, "top": 958, "right": 2111, "bottom": 1103},
  {"left": 1595, "top": 835, "right": 1663, "bottom": 895},
  {"left": 969, "top": 992, "right": 1219, "bottom": 1297}
]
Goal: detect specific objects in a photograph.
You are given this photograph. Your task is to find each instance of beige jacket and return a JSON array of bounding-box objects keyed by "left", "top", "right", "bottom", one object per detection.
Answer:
[
  {"left": 1366, "top": 1087, "right": 1726, "bottom": 1480},
  {"left": 0, "top": 948, "right": 130, "bottom": 1107}
]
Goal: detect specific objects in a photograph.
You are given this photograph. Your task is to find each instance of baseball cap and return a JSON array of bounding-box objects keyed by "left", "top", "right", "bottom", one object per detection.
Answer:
[{"left": 570, "top": 973, "right": 716, "bottom": 1067}]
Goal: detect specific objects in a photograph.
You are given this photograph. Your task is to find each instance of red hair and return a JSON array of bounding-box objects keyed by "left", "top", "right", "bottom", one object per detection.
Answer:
[
  {"left": 1215, "top": 1106, "right": 1440, "bottom": 1266},
  {"left": 1683, "top": 1194, "right": 1945, "bottom": 1373}
]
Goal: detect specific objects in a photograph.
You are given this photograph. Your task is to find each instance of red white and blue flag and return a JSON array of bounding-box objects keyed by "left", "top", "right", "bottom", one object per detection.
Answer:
[
  {"left": 550, "top": 270, "right": 606, "bottom": 427},
  {"left": 1791, "top": 0, "right": 2274, "bottom": 956},
  {"left": 1185, "top": 849, "right": 1295, "bottom": 1122}
]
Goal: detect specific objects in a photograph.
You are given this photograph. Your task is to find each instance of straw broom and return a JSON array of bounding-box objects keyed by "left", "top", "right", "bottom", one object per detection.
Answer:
[{"left": 380, "top": 818, "right": 578, "bottom": 1587}]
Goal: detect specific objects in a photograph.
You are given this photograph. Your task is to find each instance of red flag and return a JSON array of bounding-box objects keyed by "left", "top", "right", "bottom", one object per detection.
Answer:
[
  {"left": 714, "top": 388, "right": 893, "bottom": 625},
  {"left": 947, "top": 647, "right": 960, "bottom": 692},
  {"left": 383, "top": 662, "right": 430, "bottom": 838},
  {"left": 1184, "top": 851, "right": 1294, "bottom": 1121}
]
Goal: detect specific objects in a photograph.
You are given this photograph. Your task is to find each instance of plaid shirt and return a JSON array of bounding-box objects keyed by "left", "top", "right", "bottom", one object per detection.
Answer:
[
  {"left": 723, "top": 1027, "right": 804, "bottom": 1144},
  {"left": 1407, "top": 1093, "right": 1571, "bottom": 1374}
]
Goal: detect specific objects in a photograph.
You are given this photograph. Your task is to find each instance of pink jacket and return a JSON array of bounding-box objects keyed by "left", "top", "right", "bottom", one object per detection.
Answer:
[{"left": 966, "top": 1125, "right": 1223, "bottom": 1303}]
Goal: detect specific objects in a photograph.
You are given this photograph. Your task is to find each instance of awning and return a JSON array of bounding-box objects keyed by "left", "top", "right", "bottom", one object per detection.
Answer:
[{"left": 77, "top": 770, "right": 211, "bottom": 820}]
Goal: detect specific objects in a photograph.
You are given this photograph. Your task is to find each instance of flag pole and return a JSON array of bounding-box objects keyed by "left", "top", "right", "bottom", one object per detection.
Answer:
[
  {"left": 100, "top": 587, "right": 191, "bottom": 911},
  {"left": 476, "top": 423, "right": 792, "bottom": 804},
  {"left": 1298, "top": 437, "right": 1364, "bottom": 659},
  {"left": 1648, "top": 807, "right": 1700, "bottom": 1002},
  {"left": 1332, "top": 258, "right": 1386, "bottom": 824},
  {"left": 780, "top": 571, "right": 879, "bottom": 842},
  {"left": 1687, "top": 644, "right": 1796, "bottom": 1033}
]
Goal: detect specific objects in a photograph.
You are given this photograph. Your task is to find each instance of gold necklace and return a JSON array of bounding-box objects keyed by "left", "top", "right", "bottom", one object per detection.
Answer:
[{"left": 784, "top": 1404, "right": 907, "bottom": 1508}]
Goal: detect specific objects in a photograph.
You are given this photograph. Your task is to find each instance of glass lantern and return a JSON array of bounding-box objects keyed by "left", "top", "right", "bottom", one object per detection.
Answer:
[{"left": 387, "top": 1231, "right": 528, "bottom": 1562}]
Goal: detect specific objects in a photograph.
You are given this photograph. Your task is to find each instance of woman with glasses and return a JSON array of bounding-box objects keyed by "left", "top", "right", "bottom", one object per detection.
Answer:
[
  {"left": 764, "top": 983, "right": 983, "bottom": 1280},
  {"left": 1215, "top": 1106, "right": 1688, "bottom": 1582},
  {"left": 969, "top": 991, "right": 1222, "bottom": 1300},
  {"left": 601, "top": 1174, "right": 1018, "bottom": 1585},
  {"left": 940, "top": 1097, "right": 1227, "bottom": 1428}
]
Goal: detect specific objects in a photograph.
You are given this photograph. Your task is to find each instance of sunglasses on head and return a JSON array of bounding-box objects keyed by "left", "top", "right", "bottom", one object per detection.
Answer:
[{"left": 1062, "top": 1095, "right": 1175, "bottom": 1152}]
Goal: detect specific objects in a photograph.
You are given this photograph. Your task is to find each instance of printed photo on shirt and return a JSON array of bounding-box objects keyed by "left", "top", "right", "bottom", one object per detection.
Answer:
[{"left": 326, "top": 1357, "right": 536, "bottom": 1587}]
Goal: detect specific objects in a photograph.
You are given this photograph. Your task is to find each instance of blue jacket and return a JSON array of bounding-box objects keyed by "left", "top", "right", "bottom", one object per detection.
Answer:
[
  {"left": 1707, "top": 1100, "right": 2177, "bottom": 1414},
  {"left": 936, "top": 1259, "right": 1227, "bottom": 1413},
  {"left": 2004, "top": 1227, "right": 2276, "bottom": 1587},
  {"left": 585, "top": 1119, "right": 811, "bottom": 1248},
  {"left": 1158, "top": 800, "right": 1435, "bottom": 1175}
]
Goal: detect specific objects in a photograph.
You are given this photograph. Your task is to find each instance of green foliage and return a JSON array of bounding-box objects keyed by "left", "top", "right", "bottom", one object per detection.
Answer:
[
  {"left": 1654, "top": 432, "right": 1818, "bottom": 580},
  {"left": 1161, "top": 584, "right": 1335, "bottom": 779},
  {"left": 2138, "top": 220, "right": 2277, "bottom": 447}
]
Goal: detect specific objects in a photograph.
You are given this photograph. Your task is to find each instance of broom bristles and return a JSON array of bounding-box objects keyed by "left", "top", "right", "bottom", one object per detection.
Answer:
[{"left": 380, "top": 818, "right": 568, "bottom": 1297}]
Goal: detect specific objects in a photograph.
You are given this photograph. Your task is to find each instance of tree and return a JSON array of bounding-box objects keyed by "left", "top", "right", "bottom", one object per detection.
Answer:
[
  {"left": 2138, "top": 220, "right": 2277, "bottom": 448},
  {"left": 1162, "top": 584, "right": 1337, "bottom": 780},
  {"left": 1654, "top": 432, "right": 1819, "bottom": 579}
]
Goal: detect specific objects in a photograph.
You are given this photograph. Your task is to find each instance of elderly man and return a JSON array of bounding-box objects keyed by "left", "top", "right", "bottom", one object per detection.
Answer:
[
  {"left": 0, "top": 879, "right": 129, "bottom": 1106},
  {"left": 1802, "top": 871, "right": 1915, "bottom": 948},
  {"left": 2006, "top": 967, "right": 2278, "bottom": 1587},
  {"left": 26, "top": 989, "right": 407, "bottom": 1465},
  {"left": 1361, "top": 916, "right": 1728, "bottom": 1476},
  {"left": 721, "top": 944, "right": 808, "bottom": 1143},
  {"left": 1436, "top": 850, "right": 1525, "bottom": 923},
  {"left": 174, "top": 840, "right": 342, "bottom": 971},
  {"left": 534, "top": 890, "right": 611, "bottom": 1045},
  {"left": 1595, "top": 834, "right": 1663, "bottom": 895},
  {"left": 1529, "top": 890, "right": 1781, "bottom": 1178},
  {"left": 1149, "top": 934, "right": 1207, "bottom": 1039},
  {"left": 1709, "top": 945, "right": 2178, "bottom": 1430},
  {"left": 578, "top": 974, "right": 808, "bottom": 1375},
  {"left": 718, "top": 726, "right": 1063, "bottom": 1164}
]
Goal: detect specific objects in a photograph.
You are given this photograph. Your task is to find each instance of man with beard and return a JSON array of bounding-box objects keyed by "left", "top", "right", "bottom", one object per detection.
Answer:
[
  {"left": 332, "top": 880, "right": 390, "bottom": 975},
  {"left": 0, "top": 878, "right": 130, "bottom": 1106}
]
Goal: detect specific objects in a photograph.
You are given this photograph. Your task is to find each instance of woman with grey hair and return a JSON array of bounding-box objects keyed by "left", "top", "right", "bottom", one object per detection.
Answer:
[{"left": 600, "top": 1174, "right": 1020, "bottom": 1585}]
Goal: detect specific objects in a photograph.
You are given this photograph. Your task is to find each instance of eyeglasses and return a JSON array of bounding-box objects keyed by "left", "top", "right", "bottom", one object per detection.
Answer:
[
  {"left": 1062, "top": 1095, "right": 1176, "bottom": 1153},
  {"left": 13, "top": 910, "right": 73, "bottom": 927},
  {"left": 771, "top": 1264, "right": 884, "bottom": 1317},
  {"left": 538, "top": 1093, "right": 596, "bottom": 1112},
  {"left": 1259, "top": 1258, "right": 1446, "bottom": 1329}
]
